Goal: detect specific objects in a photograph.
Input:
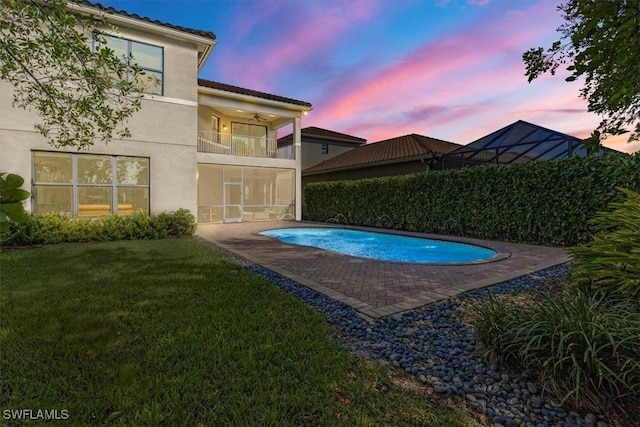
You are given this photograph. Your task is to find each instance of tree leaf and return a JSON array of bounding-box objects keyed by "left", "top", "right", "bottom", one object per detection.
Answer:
[
  {"left": 0, "top": 202, "right": 29, "bottom": 223},
  {"left": 0, "top": 173, "right": 25, "bottom": 192},
  {"left": 0, "top": 0, "right": 144, "bottom": 149},
  {"left": 523, "top": 0, "right": 640, "bottom": 144}
]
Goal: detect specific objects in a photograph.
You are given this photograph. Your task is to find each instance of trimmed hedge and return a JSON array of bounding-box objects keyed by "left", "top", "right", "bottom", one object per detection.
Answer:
[
  {"left": 305, "top": 153, "right": 640, "bottom": 246},
  {"left": 0, "top": 208, "right": 197, "bottom": 246}
]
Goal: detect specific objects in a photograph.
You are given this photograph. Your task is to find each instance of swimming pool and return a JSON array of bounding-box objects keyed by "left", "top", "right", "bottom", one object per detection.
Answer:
[{"left": 259, "top": 227, "right": 498, "bottom": 264}]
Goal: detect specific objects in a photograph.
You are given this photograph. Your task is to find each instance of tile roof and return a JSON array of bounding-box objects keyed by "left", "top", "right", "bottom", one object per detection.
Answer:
[
  {"left": 278, "top": 127, "right": 366, "bottom": 144},
  {"left": 198, "top": 79, "right": 312, "bottom": 108},
  {"left": 303, "top": 133, "right": 462, "bottom": 175},
  {"left": 80, "top": 1, "right": 216, "bottom": 40}
]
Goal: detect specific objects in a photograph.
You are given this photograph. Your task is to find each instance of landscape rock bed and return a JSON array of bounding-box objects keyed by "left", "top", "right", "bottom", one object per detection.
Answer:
[{"left": 209, "top": 241, "right": 610, "bottom": 427}]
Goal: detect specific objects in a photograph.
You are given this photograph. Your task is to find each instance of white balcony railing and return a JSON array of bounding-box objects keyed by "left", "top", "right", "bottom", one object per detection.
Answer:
[{"left": 197, "top": 131, "right": 294, "bottom": 160}]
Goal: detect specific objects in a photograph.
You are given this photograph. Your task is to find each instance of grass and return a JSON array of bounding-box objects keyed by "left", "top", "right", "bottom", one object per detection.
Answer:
[{"left": 0, "top": 239, "right": 473, "bottom": 426}]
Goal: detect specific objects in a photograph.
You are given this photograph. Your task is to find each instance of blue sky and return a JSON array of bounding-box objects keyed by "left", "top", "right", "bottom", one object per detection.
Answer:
[{"left": 97, "top": 0, "right": 638, "bottom": 153}]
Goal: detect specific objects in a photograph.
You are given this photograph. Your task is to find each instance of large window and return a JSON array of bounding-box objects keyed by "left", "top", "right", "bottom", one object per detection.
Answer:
[
  {"left": 33, "top": 152, "right": 149, "bottom": 216},
  {"left": 97, "top": 34, "right": 164, "bottom": 95},
  {"left": 231, "top": 123, "right": 268, "bottom": 156}
]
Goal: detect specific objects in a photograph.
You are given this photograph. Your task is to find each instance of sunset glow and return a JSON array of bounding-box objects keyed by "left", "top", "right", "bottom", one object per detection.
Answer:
[{"left": 99, "top": 0, "right": 639, "bottom": 153}]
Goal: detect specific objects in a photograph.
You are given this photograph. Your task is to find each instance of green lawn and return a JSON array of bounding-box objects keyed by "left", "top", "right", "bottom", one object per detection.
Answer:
[{"left": 0, "top": 239, "right": 473, "bottom": 426}]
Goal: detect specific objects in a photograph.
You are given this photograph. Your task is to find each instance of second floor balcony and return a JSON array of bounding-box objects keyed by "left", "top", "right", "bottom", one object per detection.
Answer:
[{"left": 197, "top": 131, "right": 294, "bottom": 160}]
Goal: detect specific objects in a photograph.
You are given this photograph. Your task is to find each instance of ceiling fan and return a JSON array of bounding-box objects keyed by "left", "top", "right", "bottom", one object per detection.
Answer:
[{"left": 250, "top": 113, "right": 267, "bottom": 122}]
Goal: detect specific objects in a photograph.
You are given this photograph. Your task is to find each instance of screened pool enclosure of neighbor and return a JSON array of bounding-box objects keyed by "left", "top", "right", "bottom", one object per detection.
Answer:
[
  {"left": 433, "top": 120, "right": 620, "bottom": 170},
  {"left": 197, "top": 164, "right": 295, "bottom": 223}
]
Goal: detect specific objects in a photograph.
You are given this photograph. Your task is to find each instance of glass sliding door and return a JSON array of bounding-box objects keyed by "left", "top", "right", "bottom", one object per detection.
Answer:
[
  {"left": 210, "top": 114, "right": 219, "bottom": 144},
  {"left": 231, "top": 122, "right": 268, "bottom": 157}
]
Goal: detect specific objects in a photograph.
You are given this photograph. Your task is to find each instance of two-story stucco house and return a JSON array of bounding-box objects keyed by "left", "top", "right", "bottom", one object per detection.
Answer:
[{"left": 0, "top": 2, "right": 311, "bottom": 223}]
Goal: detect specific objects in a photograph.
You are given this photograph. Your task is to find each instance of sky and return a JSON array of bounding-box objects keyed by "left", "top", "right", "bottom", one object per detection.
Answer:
[{"left": 97, "top": 0, "right": 638, "bottom": 153}]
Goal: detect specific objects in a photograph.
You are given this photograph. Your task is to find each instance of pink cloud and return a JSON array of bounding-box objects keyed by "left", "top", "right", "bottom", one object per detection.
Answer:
[
  {"left": 289, "top": 0, "right": 637, "bottom": 154},
  {"left": 345, "top": 102, "right": 494, "bottom": 143},
  {"left": 309, "top": 2, "right": 561, "bottom": 139},
  {"left": 468, "top": 0, "right": 490, "bottom": 5},
  {"left": 567, "top": 127, "right": 639, "bottom": 153},
  {"left": 228, "top": 0, "right": 282, "bottom": 38},
  {"left": 602, "top": 134, "right": 640, "bottom": 154},
  {"left": 440, "top": 84, "right": 588, "bottom": 143},
  {"left": 212, "top": 0, "right": 381, "bottom": 92},
  {"left": 517, "top": 108, "right": 586, "bottom": 115}
]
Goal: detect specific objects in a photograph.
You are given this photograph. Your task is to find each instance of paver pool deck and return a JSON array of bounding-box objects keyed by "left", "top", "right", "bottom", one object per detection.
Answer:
[{"left": 197, "top": 222, "right": 570, "bottom": 320}]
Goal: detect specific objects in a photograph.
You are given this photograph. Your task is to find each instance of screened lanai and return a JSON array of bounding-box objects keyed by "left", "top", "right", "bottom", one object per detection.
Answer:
[{"left": 434, "top": 120, "right": 620, "bottom": 170}]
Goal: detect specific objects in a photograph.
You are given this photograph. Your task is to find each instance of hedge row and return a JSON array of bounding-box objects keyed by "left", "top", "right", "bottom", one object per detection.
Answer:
[
  {"left": 305, "top": 153, "right": 640, "bottom": 246},
  {"left": 0, "top": 208, "right": 197, "bottom": 246}
]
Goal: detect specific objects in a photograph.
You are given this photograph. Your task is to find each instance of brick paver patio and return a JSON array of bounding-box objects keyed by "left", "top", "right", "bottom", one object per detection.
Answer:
[{"left": 197, "top": 221, "right": 570, "bottom": 320}]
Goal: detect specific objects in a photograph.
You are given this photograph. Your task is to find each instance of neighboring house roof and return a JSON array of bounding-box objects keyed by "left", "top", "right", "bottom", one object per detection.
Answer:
[
  {"left": 278, "top": 127, "right": 366, "bottom": 145},
  {"left": 198, "top": 79, "right": 312, "bottom": 108},
  {"left": 303, "top": 133, "right": 462, "bottom": 175},
  {"left": 438, "top": 120, "right": 621, "bottom": 166},
  {"left": 80, "top": 1, "right": 216, "bottom": 40}
]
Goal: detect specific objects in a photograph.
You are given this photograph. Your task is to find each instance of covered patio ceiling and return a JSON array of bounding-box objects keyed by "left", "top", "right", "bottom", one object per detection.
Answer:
[{"left": 198, "top": 79, "right": 312, "bottom": 130}]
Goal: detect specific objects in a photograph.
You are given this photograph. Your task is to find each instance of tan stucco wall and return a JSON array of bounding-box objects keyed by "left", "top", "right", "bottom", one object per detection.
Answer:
[
  {"left": 0, "top": 24, "right": 200, "bottom": 215},
  {"left": 0, "top": 128, "right": 197, "bottom": 215},
  {"left": 301, "top": 140, "right": 360, "bottom": 170},
  {"left": 197, "top": 152, "right": 297, "bottom": 169}
]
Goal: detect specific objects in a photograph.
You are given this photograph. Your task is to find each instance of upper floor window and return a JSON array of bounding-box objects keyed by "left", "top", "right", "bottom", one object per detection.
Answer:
[
  {"left": 321, "top": 143, "right": 329, "bottom": 154},
  {"left": 97, "top": 34, "right": 164, "bottom": 95}
]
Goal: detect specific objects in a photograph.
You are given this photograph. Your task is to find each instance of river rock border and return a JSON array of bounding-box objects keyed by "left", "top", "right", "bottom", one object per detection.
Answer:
[{"left": 200, "top": 237, "right": 611, "bottom": 427}]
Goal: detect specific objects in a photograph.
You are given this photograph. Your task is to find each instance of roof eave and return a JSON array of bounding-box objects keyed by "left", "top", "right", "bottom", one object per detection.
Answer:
[
  {"left": 70, "top": 2, "right": 217, "bottom": 71},
  {"left": 303, "top": 153, "right": 437, "bottom": 176},
  {"left": 197, "top": 43, "right": 216, "bottom": 71},
  {"left": 279, "top": 134, "right": 366, "bottom": 144},
  {"left": 198, "top": 86, "right": 312, "bottom": 112}
]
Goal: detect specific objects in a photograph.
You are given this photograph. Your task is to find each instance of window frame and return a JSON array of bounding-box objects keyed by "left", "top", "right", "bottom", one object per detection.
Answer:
[
  {"left": 231, "top": 122, "right": 269, "bottom": 155},
  {"left": 210, "top": 115, "right": 220, "bottom": 133},
  {"left": 32, "top": 151, "right": 150, "bottom": 217},
  {"left": 230, "top": 122, "right": 268, "bottom": 139},
  {"left": 94, "top": 33, "right": 165, "bottom": 96},
  {"left": 321, "top": 143, "right": 329, "bottom": 154}
]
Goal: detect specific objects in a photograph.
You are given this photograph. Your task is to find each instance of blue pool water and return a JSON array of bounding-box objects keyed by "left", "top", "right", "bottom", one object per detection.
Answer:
[{"left": 259, "top": 227, "right": 497, "bottom": 264}]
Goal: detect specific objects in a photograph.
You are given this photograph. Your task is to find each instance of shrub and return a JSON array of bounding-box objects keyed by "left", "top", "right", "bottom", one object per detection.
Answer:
[
  {"left": 0, "top": 209, "right": 197, "bottom": 246},
  {"left": 0, "top": 212, "right": 66, "bottom": 245},
  {"left": 473, "top": 289, "right": 640, "bottom": 412},
  {"left": 305, "top": 153, "right": 640, "bottom": 246},
  {"left": 470, "top": 294, "right": 521, "bottom": 365},
  {"left": 0, "top": 172, "right": 30, "bottom": 233},
  {"left": 569, "top": 188, "right": 640, "bottom": 301},
  {"left": 158, "top": 208, "right": 197, "bottom": 237}
]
